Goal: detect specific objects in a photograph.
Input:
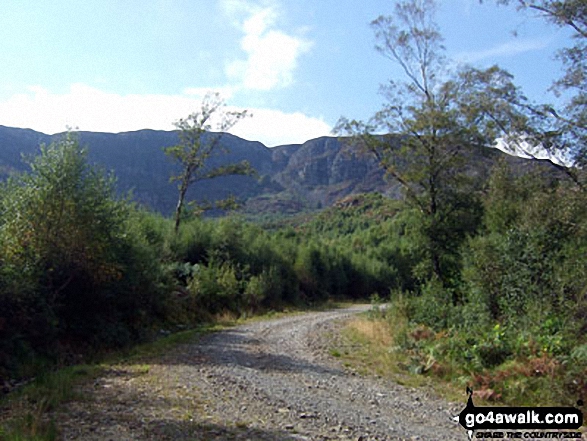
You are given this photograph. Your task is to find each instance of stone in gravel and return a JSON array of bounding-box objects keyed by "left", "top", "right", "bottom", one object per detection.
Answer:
[
  {"left": 299, "top": 412, "right": 314, "bottom": 418},
  {"left": 46, "top": 306, "right": 465, "bottom": 441}
]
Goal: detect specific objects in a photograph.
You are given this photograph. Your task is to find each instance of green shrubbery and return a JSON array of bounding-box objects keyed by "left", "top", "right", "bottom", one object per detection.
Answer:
[
  {"left": 379, "top": 160, "right": 587, "bottom": 404},
  {"left": 462, "top": 163, "right": 587, "bottom": 342},
  {"left": 2, "top": 133, "right": 585, "bottom": 406},
  {"left": 0, "top": 135, "right": 171, "bottom": 377},
  {"left": 0, "top": 137, "right": 399, "bottom": 379}
]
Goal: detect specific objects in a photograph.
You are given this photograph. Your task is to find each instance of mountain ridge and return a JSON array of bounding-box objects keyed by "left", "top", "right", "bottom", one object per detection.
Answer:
[{"left": 0, "top": 125, "right": 565, "bottom": 216}]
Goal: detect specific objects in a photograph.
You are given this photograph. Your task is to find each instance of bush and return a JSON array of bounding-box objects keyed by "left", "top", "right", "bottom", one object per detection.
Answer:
[
  {"left": 187, "top": 260, "right": 244, "bottom": 314},
  {"left": 0, "top": 134, "right": 169, "bottom": 375},
  {"left": 244, "top": 266, "right": 284, "bottom": 312},
  {"left": 409, "top": 278, "right": 456, "bottom": 331}
]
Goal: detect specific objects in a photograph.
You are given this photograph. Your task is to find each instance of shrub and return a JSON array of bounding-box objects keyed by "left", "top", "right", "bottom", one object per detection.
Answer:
[
  {"left": 410, "top": 278, "right": 456, "bottom": 331},
  {"left": 187, "top": 259, "right": 244, "bottom": 314},
  {"left": 244, "top": 266, "right": 284, "bottom": 312},
  {"left": 0, "top": 134, "right": 169, "bottom": 375}
]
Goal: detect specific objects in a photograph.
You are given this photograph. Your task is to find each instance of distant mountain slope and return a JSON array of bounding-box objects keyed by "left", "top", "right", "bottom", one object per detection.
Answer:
[
  {"left": 0, "top": 126, "right": 273, "bottom": 215},
  {"left": 0, "top": 125, "right": 567, "bottom": 216}
]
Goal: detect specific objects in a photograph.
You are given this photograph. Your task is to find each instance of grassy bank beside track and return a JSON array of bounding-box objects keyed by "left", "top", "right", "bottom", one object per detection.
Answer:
[{"left": 0, "top": 301, "right": 353, "bottom": 441}]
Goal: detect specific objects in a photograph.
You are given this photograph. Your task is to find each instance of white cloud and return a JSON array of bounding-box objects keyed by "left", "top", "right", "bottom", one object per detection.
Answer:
[
  {"left": 456, "top": 37, "right": 551, "bottom": 63},
  {"left": 494, "top": 136, "right": 570, "bottom": 166},
  {"left": 0, "top": 84, "right": 197, "bottom": 134},
  {"left": 222, "top": 0, "right": 312, "bottom": 91},
  {"left": 229, "top": 107, "right": 331, "bottom": 147},
  {"left": 0, "top": 2, "right": 324, "bottom": 146},
  {"left": 0, "top": 84, "right": 331, "bottom": 146},
  {"left": 242, "top": 6, "right": 276, "bottom": 35}
]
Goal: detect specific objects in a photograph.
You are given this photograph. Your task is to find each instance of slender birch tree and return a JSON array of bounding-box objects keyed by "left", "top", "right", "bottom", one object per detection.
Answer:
[{"left": 165, "top": 92, "right": 253, "bottom": 232}]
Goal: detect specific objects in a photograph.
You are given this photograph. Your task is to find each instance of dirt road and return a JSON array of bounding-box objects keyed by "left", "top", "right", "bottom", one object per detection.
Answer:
[{"left": 54, "top": 305, "right": 464, "bottom": 440}]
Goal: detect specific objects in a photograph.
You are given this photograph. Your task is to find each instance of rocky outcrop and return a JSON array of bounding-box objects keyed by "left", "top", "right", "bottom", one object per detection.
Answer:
[
  {"left": 269, "top": 137, "right": 392, "bottom": 208},
  {"left": 0, "top": 126, "right": 569, "bottom": 216}
]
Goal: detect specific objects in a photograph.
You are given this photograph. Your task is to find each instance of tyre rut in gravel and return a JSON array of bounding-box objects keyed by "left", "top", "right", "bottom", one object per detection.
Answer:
[{"left": 55, "top": 305, "right": 463, "bottom": 440}]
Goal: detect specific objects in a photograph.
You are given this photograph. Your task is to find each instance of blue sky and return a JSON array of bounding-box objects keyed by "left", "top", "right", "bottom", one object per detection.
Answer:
[{"left": 0, "top": 0, "right": 573, "bottom": 146}]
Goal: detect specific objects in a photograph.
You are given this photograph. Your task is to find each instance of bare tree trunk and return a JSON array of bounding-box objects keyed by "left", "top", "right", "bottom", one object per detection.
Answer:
[{"left": 174, "top": 180, "right": 189, "bottom": 234}]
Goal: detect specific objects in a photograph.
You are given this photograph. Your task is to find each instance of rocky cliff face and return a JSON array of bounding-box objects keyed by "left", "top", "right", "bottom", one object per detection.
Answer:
[
  {"left": 0, "top": 125, "right": 567, "bottom": 216},
  {"left": 270, "top": 136, "right": 391, "bottom": 208}
]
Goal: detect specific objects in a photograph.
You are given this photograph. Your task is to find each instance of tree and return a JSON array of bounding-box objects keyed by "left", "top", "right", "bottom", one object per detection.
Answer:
[
  {"left": 336, "top": 0, "right": 534, "bottom": 288},
  {"left": 489, "top": 1, "right": 585, "bottom": 41},
  {"left": 165, "top": 92, "right": 253, "bottom": 232},
  {"left": 0, "top": 132, "right": 127, "bottom": 304},
  {"left": 0, "top": 132, "right": 163, "bottom": 350},
  {"left": 486, "top": 0, "right": 587, "bottom": 169}
]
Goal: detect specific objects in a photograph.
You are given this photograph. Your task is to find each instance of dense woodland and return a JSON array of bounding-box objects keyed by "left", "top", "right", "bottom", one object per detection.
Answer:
[{"left": 0, "top": 0, "right": 586, "bottom": 409}]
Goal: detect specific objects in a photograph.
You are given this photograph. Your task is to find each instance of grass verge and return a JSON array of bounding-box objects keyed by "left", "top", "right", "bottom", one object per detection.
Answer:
[
  {"left": 0, "top": 324, "right": 216, "bottom": 441},
  {"left": 333, "top": 305, "right": 587, "bottom": 414},
  {"left": 332, "top": 306, "right": 466, "bottom": 404},
  {"left": 0, "top": 364, "right": 102, "bottom": 441},
  {"left": 0, "top": 300, "right": 354, "bottom": 440}
]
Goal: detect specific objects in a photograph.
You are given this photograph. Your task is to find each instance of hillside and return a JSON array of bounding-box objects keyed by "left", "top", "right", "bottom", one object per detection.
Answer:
[{"left": 0, "top": 125, "right": 566, "bottom": 216}]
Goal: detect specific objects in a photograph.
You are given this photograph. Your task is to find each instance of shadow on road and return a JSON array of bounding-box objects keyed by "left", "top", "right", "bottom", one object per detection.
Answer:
[
  {"left": 143, "top": 419, "right": 311, "bottom": 440},
  {"left": 159, "top": 328, "right": 345, "bottom": 377}
]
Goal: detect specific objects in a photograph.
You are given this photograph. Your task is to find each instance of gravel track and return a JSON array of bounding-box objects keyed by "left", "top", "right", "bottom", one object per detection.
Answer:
[{"left": 54, "top": 305, "right": 465, "bottom": 440}]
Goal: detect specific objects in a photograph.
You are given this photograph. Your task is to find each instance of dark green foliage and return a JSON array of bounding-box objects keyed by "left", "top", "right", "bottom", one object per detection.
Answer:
[
  {"left": 463, "top": 162, "right": 587, "bottom": 328},
  {"left": 2, "top": 127, "right": 584, "bottom": 406},
  {"left": 3, "top": 175, "right": 404, "bottom": 372},
  {"left": 159, "top": 196, "right": 410, "bottom": 319},
  {"left": 0, "top": 134, "right": 169, "bottom": 376},
  {"left": 187, "top": 259, "right": 244, "bottom": 315},
  {"left": 387, "top": 159, "right": 587, "bottom": 401},
  {"left": 164, "top": 209, "right": 392, "bottom": 316}
]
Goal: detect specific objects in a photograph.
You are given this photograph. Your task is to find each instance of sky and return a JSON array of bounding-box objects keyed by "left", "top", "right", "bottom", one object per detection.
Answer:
[{"left": 0, "top": 0, "right": 574, "bottom": 147}]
